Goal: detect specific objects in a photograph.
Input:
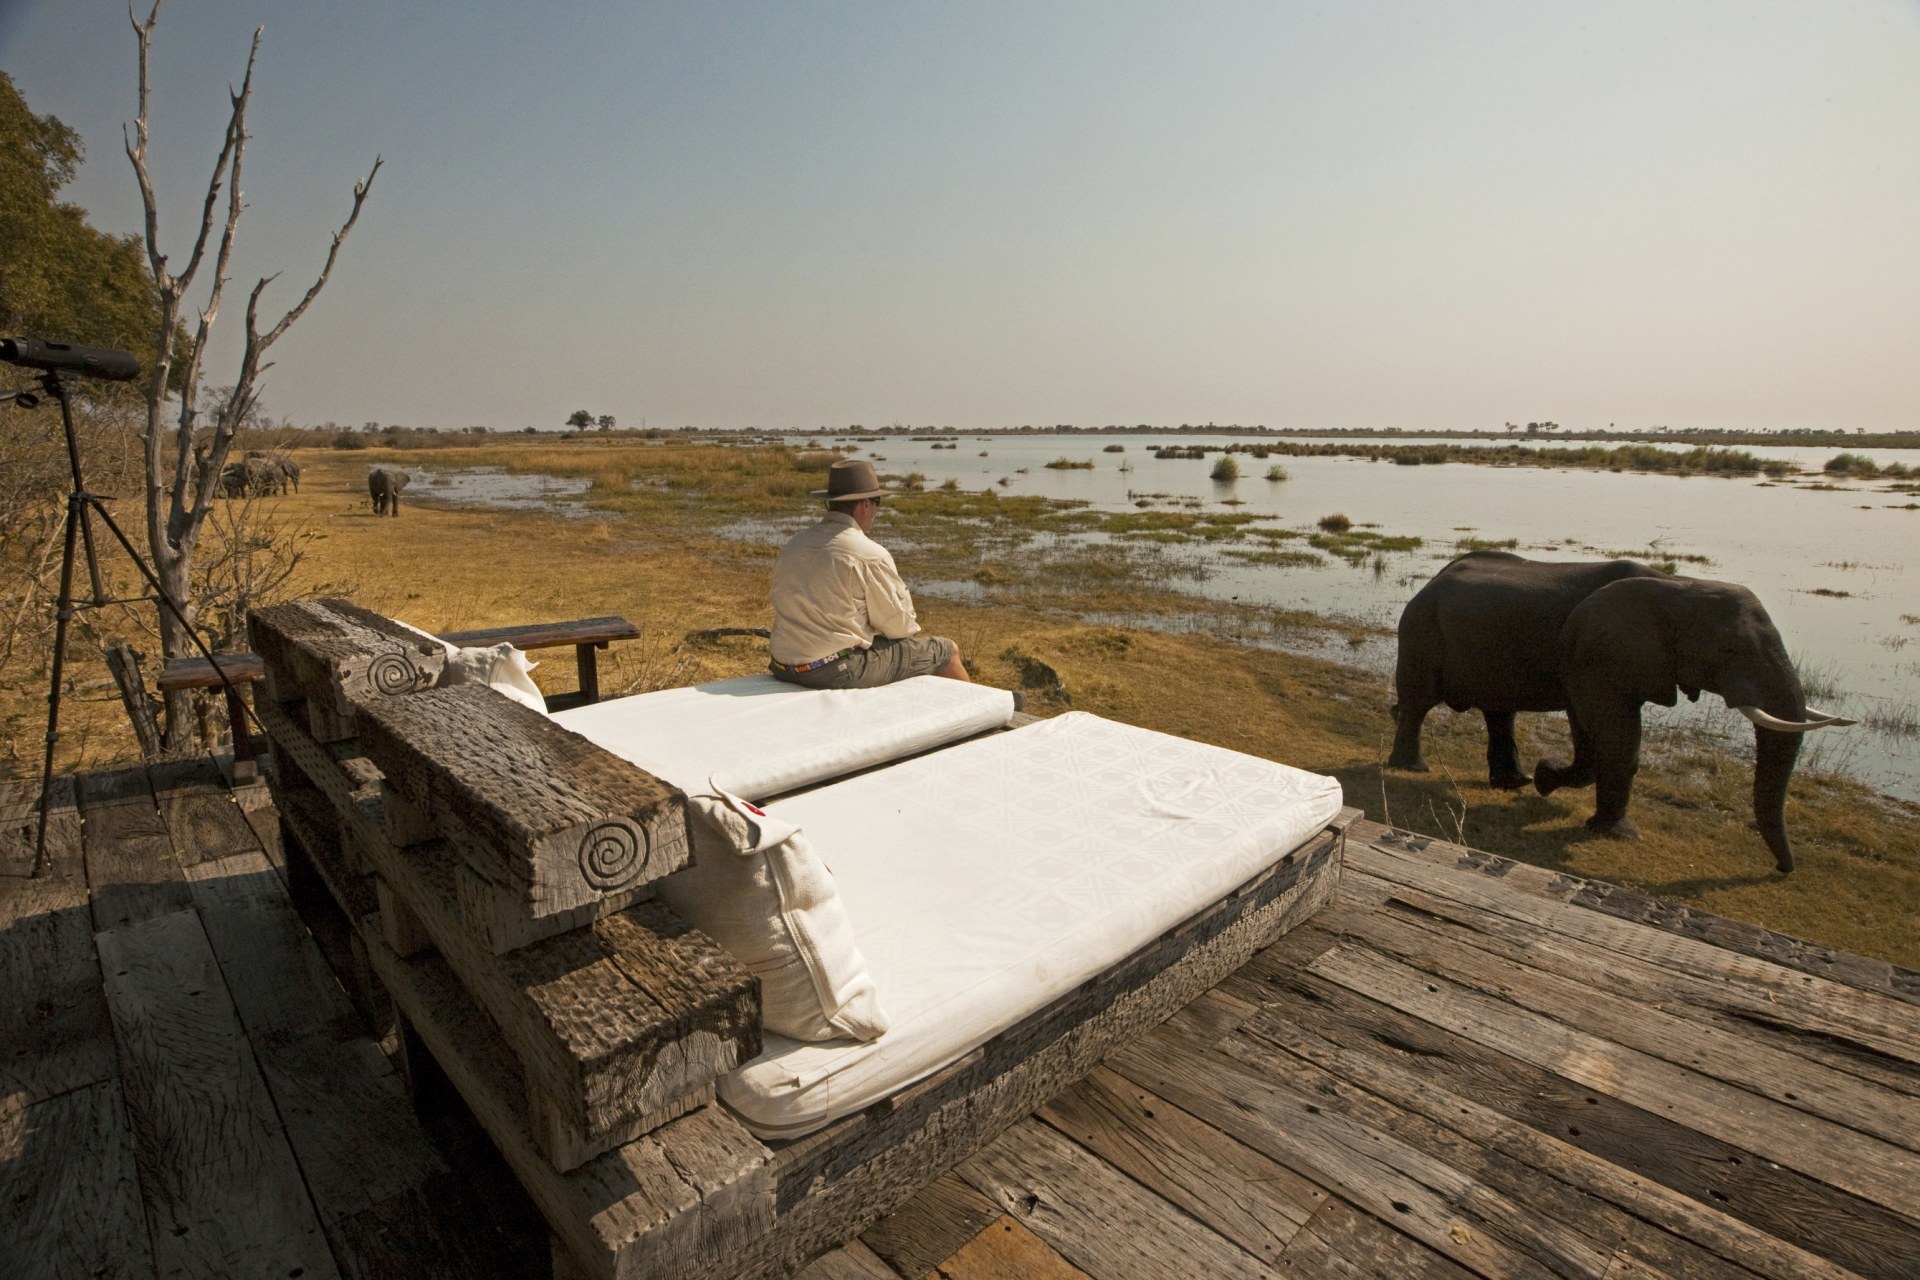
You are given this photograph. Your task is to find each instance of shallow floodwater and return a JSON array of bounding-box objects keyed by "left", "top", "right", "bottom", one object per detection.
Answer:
[
  {"left": 405, "top": 465, "right": 594, "bottom": 516},
  {"left": 796, "top": 432, "right": 1920, "bottom": 801}
]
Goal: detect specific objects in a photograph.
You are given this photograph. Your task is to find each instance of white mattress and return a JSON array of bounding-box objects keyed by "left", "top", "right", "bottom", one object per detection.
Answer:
[
  {"left": 721, "top": 711, "right": 1344, "bottom": 1138},
  {"left": 549, "top": 674, "right": 1015, "bottom": 800}
]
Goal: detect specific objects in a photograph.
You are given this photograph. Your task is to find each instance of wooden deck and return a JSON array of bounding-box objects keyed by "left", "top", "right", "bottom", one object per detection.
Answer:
[{"left": 4, "top": 759, "right": 1916, "bottom": 1279}]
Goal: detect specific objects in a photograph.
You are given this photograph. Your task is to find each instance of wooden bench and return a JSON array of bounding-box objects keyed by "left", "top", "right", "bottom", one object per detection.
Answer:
[
  {"left": 247, "top": 598, "right": 1352, "bottom": 1279},
  {"left": 156, "top": 612, "right": 640, "bottom": 774}
]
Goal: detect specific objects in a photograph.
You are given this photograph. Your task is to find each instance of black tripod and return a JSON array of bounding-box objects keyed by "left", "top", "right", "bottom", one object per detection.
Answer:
[{"left": 3, "top": 339, "right": 258, "bottom": 878}]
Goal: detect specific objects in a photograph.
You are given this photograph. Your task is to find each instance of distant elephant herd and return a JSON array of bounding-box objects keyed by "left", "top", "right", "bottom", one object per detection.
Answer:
[
  {"left": 1388, "top": 551, "right": 1852, "bottom": 873},
  {"left": 210, "top": 450, "right": 301, "bottom": 497},
  {"left": 205, "top": 452, "right": 411, "bottom": 517}
]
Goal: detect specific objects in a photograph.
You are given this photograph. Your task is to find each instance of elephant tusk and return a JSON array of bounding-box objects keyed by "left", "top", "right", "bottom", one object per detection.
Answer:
[{"left": 1734, "top": 705, "right": 1858, "bottom": 733}]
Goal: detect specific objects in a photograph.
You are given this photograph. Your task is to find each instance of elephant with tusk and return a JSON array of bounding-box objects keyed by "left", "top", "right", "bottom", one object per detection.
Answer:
[{"left": 1388, "top": 551, "right": 1851, "bottom": 872}]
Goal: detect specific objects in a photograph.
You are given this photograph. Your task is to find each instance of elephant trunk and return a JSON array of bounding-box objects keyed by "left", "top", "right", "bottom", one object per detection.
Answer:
[
  {"left": 1733, "top": 661, "right": 1811, "bottom": 874},
  {"left": 1752, "top": 725, "right": 1801, "bottom": 874}
]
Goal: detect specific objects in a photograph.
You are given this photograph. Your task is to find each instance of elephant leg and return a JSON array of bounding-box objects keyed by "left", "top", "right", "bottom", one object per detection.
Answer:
[
  {"left": 1385, "top": 699, "right": 1433, "bottom": 772},
  {"left": 1579, "top": 700, "right": 1642, "bottom": 839},
  {"left": 1482, "top": 710, "right": 1531, "bottom": 790},
  {"left": 1535, "top": 712, "right": 1598, "bottom": 795}
]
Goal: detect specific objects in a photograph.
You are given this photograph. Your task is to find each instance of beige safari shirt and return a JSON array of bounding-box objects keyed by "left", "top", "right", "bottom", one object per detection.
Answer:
[{"left": 768, "top": 513, "right": 920, "bottom": 665}]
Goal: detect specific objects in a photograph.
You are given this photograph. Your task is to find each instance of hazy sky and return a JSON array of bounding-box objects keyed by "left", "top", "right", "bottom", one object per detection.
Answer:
[{"left": 5, "top": 2, "right": 1918, "bottom": 433}]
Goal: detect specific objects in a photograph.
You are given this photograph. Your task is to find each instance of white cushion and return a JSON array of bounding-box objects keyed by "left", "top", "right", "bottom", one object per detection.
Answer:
[
  {"left": 439, "top": 641, "right": 548, "bottom": 714},
  {"left": 550, "top": 674, "right": 1015, "bottom": 799},
  {"left": 657, "top": 787, "right": 889, "bottom": 1043},
  {"left": 390, "top": 619, "right": 549, "bottom": 715},
  {"left": 718, "top": 712, "right": 1344, "bottom": 1137}
]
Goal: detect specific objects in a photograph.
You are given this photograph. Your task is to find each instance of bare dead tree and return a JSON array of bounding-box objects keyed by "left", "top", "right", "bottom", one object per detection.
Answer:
[{"left": 123, "top": 1, "right": 379, "bottom": 750}]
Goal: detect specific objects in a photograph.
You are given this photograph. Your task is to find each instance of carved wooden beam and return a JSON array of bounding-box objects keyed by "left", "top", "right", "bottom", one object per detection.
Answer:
[
  {"left": 350, "top": 684, "right": 691, "bottom": 952},
  {"left": 249, "top": 598, "right": 445, "bottom": 741}
]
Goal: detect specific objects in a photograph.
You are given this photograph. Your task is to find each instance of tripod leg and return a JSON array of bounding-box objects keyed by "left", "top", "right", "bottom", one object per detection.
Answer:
[{"left": 34, "top": 493, "right": 85, "bottom": 877}]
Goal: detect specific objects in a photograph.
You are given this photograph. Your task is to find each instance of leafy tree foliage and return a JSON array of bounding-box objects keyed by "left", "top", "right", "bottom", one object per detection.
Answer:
[
  {"left": 0, "top": 71, "right": 188, "bottom": 385},
  {"left": 566, "top": 408, "right": 594, "bottom": 429}
]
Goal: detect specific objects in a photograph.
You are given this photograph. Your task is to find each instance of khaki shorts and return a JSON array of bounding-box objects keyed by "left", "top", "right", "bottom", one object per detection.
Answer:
[{"left": 770, "top": 635, "right": 956, "bottom": 690}]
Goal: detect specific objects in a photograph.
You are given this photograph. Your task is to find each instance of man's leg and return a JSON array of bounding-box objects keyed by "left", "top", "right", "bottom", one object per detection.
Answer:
[{"left": 934, "top": 639, "right": 969, "bottom": 682}]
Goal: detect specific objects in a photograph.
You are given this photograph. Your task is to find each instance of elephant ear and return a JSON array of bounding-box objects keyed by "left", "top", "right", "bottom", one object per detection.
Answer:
[{"left": 1559, "top": 579, "right": 1682, "bottom": 707}]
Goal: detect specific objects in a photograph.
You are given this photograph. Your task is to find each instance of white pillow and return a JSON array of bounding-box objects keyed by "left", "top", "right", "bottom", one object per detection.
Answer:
[
  {"left": 658, "top": 786, "right": 889, "bottom": 1043},
  {"left": 440, "top": 641, "right": 549, "bottom": 715},
  {"left": 389, "top": 618, "right": 550, "bottom": 715}
]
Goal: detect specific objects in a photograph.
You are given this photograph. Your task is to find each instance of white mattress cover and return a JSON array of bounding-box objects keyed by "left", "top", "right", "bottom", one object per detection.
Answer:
[
  {"left": 721, "top": 711, "right": 1344, "bottom": 1137},
  {"left": 549, "top": 675, "right": 1015, "bottom": 800}
]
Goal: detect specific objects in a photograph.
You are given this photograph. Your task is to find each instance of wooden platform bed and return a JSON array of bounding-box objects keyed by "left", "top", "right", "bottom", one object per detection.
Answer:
[{"left": 247, "top": 600, "right": 1354, "bottom": 1280}]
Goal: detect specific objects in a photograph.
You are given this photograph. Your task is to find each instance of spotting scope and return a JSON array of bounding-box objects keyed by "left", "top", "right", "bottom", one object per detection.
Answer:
[{"left": 1, "top": 337, "right": 143, "bottom": 382}]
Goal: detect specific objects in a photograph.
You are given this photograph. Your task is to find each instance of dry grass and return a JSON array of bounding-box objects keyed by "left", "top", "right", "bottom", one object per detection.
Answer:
[{"left": 5, "top": 442, "right": 1914, "bottom": 967}]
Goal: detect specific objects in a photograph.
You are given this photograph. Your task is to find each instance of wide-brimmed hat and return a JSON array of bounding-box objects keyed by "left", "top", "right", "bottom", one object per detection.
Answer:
[{"left": 810, "top": 458, "right": 887, "bottom": 501}]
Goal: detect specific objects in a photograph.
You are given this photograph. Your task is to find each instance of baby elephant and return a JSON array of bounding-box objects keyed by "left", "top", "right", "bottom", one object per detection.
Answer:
[{"left": 368, "top": 467, "right": 410, "bottom": 516}]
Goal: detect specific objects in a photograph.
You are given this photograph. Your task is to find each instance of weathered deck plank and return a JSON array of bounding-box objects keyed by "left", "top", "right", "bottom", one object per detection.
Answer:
[
  {"left": 0, "top": 1081, "right": 152, "bottom": 1280},
  {"left": 1352, "top": 873, "right": 1920, "bottom": 1096},
  {"left": 1307, "top": 943, "right": 1920, "bottom": 1221},
  {"left": 1234, "top": 1007, "right": 1865, "bottom": 1280},
  {"left": 1, "top": 776, "right": 151, "bottom": 1280},
  {"left": 1, "top": 777, "right": 115, "bottom": 1105},
  {"left": 1241, "top": 936, "right": 1918, "bottom": 1280},
  {"left": 183, "top": 849, "right": 523, "bottom": 1278},
  {"left": 921, "top": 1216, "right": 1094, "bottom": 1279},
  {"left": 790, "top": 1238, "right": 903, "bottom": 1280},
  {"left": 1325, "top": 894, "right": 1920, "bottom": 1144},
  {"left": 860, "top": 1171, "right": 1003, "bottom": 1278},
  {"left": 78, "top": 767, "right": 192, "bottom": 932},
  {"left": 1109, "top": 1026, "right": 1606, "bottom": 1279},
  {"left": 1034, "top": 1065, "right": 1324, "bottom": 1262},
  {"left": 97, "top": 908, "right": 340, "bottom": 1279},
  {"left": 959, "top": 1117, "right": 1274, "bottom": 1279}
]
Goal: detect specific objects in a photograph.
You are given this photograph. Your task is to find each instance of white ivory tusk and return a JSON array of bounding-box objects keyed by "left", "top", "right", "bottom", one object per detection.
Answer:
[{"left": 1734, "top": 705, "right": 1857, "bottom": 733}]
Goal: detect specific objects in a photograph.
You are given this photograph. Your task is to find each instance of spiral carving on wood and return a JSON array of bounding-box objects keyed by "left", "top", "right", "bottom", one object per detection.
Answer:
[
  {"left": 578, "top": 819, "right": 649, "bottom": 890},
  {"left": 367, "top": 648, "right": 430, "bottom": 695}
]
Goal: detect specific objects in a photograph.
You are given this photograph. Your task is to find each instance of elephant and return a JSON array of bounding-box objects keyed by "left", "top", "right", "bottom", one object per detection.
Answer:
[
  {"left": 368, "top": 466, "right": 410, "bottom": 516},
  {"left": 244, "top": 450, "right": 300, "bottom": 494},
  {"left": 219, "top": 455, "right": 282, "bottom": 497},
  {"left": 1387, "top": 551, "right": 1851, "bottom": 872}
]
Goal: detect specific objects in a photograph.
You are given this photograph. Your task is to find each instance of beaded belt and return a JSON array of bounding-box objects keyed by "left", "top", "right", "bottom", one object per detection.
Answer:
[{"left": 769, "top": 646, "right": 861, "bottom": 674}]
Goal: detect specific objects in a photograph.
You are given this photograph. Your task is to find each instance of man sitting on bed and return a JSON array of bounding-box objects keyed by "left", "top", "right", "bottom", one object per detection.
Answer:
[{"left": 768, "top": 458, "right": 970, "bottom": 689}]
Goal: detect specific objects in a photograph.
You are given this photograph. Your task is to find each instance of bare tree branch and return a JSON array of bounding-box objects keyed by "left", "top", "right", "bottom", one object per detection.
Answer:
[
  {"left": 166, "top": 31, "right": 258, "bottom": 544},
  {"left": 124, "top": 2, "right": 166, "bottom": 283},
  {"left": 251, "top": 157, "right": 382, "bottom": 351}
]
